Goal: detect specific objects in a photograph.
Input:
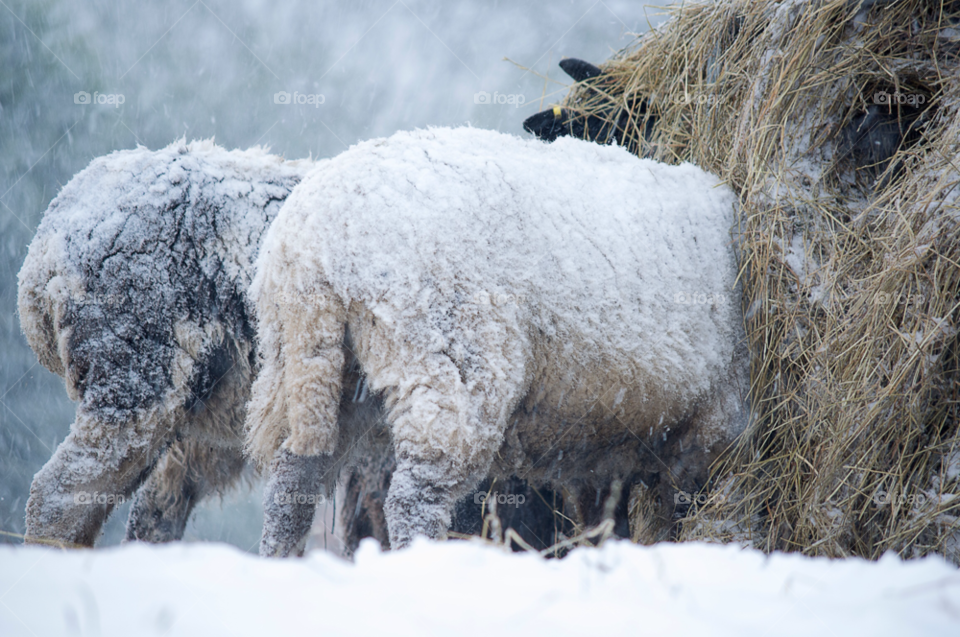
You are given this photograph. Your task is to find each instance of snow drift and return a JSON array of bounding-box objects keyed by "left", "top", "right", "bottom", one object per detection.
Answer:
[{"left": 1, "top": 540, "right": 957, "bottom": 636}]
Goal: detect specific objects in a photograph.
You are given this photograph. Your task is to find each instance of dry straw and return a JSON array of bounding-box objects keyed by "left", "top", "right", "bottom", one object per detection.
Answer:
[{"left": 558, "top": 0, "right": 960, "bottom": 562}]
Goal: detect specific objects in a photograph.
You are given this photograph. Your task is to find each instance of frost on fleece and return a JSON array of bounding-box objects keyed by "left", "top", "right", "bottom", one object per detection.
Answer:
[
  {"left": 249, "top": 126, "right": 750, "bottom": 550},
  {"left": 18, "top": 139, "right": 310, "bottom": 546}
]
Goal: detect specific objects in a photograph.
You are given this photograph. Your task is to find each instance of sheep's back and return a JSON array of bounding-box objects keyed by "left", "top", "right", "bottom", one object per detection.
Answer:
[{"left": 259, "top": 126, "right": 741, "bottom": 452}]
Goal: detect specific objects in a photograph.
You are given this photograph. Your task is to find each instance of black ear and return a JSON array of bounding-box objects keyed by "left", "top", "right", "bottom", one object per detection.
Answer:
[
  {"left": 523, "top": 108, "right": 568, "bottom": 142},
  {"left": 559, "top": 58, "right": 602, "bottom": 82}
]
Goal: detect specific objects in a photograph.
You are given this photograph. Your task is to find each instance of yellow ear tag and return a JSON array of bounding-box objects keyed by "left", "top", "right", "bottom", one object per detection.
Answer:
[{"left": 552, "top": 105, "right": 562, "bottom": 119}]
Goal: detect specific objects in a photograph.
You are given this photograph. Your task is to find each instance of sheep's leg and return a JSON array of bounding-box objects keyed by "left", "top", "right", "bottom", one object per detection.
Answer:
[
  {"left": 335, "top": 429, "right": 395, "bottom": 557},
  {"left": 125, "top": 437, "right": 245, "bottom": 542},
  {"left": 260, "top": 448, "right": 332, "bottom": 557},
  {"left": 260, "top": 415, "right": 386, "bottom": 558},
  {"left": 249, "top": 283, "right": 347, "bottom": 556},
  {"left": 25, "top": 409, "right": 169, "bottom": 547},
  {"left": 126, "top": 355, "right": 250, "bottom": 542},
  {"left": 382, "top": 351, "right": 518, "bottom": 549},
  {"left": 125, "top": 457, "right": 197, "bottom": 543}
]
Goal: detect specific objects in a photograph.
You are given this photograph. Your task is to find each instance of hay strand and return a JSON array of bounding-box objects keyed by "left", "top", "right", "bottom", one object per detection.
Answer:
[{"left": 558, "top": 0, "right": 960, "bottom": 562}]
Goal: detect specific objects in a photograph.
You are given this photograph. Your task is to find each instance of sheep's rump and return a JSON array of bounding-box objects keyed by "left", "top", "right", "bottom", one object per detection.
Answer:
[
  {"left": 18, "top": 139, "right": 307, "bottom": 426},
  {"left": 18, "top": 140, "right": 312, "bottom": 546},
  {"left": 249, "top": 126, "right": 743, "bottom": 476}
]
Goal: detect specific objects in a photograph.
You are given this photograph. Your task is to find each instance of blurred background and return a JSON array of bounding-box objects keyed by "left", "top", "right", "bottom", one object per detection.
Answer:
[{"left": 0, "top": 0, "right": 670, "bottom": 551}]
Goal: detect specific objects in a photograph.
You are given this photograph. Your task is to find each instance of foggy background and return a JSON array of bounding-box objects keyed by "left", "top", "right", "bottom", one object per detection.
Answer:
[{"left": 0, "top": 0, "right": 670, "bottom": 551}]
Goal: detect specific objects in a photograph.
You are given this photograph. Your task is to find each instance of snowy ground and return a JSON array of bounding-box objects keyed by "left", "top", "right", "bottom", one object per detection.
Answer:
[{"left": 2, "top": 539, "right": 959, "bottom": 636}]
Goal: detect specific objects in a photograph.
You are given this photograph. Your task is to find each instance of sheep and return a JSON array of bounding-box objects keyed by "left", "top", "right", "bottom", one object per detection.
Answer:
[
  {"left": 247, "top": 126, "right": 750, "bottom": 554},
  {"left": 18, "top": 139, "right": 311, "bottom": 546}
]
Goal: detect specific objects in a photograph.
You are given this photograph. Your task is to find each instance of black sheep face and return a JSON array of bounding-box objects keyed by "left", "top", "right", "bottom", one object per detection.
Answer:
[{"left": 523, "top": 58, "right": 657, "bottom": 150}]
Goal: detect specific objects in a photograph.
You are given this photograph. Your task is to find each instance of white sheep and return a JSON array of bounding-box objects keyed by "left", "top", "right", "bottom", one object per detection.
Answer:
[
  {"left": 18, "top": 139, "right": 311, "bottom": 546},
  {"left": 248, "top": 126, "right": 750, "bottom": 553}
]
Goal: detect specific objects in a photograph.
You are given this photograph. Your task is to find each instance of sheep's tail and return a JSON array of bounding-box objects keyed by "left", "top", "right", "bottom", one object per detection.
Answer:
[
  {"left": 17, "top": 281, "right": 60, "bottom": 376},
  {"left": 245, "top": 268, "right": 346, "bottom": 468},
  {"left": 17, "top": 236, "right": 73, "bottom": 380}
]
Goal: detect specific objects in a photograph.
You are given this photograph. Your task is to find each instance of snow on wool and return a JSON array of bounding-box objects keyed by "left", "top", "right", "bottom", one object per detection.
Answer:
[
  {"left": 17, "top": 139, "right": 311, "bottom": 546},
  {"left": 3, "top": 540, "right": 957, "bottom": 636},
  {"left": 248, "top": 126, "right": 750, "bottom": 553}
]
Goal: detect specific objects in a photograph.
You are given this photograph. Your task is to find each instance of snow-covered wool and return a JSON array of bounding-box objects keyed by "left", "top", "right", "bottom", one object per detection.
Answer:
[
  {"left": 248, "top": 126, "right": 750, "bottom": 552},
  {"left": 18, "top": 139, "right": 311, "bottom": 546}
]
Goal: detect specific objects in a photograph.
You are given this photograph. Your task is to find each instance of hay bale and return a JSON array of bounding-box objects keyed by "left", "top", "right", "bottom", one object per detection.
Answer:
[{"left": 549, "top": 0, "right": 960, "bottom": 562}]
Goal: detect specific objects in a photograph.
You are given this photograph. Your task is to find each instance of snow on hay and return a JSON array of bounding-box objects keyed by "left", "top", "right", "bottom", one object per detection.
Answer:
[{"left": 547, "top": 0, "right": 960, "bottom": 562}]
